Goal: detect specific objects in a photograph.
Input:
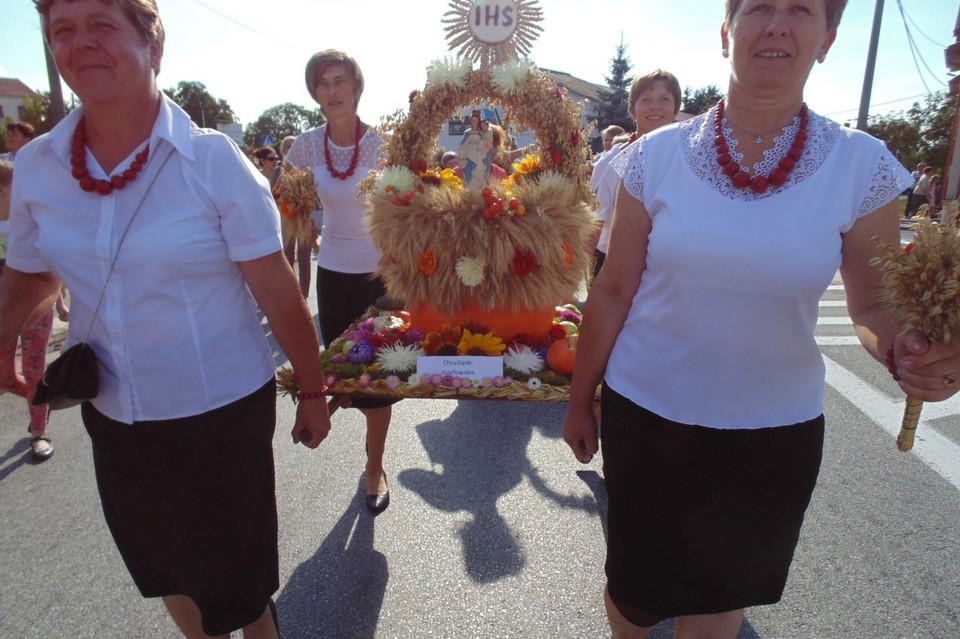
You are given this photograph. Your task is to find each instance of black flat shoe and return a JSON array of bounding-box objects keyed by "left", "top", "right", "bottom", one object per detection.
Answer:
[
  {"left": 30, "top": 436, "right": 54, "bottom": 462},
  {"left": 365, "top": 473, "right": 390, "bottom": 515}
]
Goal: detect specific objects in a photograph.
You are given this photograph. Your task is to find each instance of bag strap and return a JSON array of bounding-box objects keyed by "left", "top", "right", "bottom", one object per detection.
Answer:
[{"left": 82, "top": 146, "right": 175, "bottom": 343}]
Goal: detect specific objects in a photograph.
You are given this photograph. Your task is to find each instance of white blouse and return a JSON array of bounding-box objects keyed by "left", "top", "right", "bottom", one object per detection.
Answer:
[
  {"left": 285, "top": 124, "right": 384, "bottom": 273},
  {"left": 606, "top": 107, "right": 912, "bottom": 429},
  {"left": 7, "top": 96, "right": 281, "bottom": 424}
]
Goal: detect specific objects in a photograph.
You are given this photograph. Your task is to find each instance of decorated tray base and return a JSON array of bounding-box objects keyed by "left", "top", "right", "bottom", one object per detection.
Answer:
[{"left": 278, "top": 304, "right": 582, "bottom": 403}]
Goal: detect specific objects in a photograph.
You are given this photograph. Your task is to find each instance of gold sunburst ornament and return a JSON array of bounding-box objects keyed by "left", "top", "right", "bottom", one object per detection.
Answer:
[{"left": 443, "top": 0, "right": 544, "bottom": 67}]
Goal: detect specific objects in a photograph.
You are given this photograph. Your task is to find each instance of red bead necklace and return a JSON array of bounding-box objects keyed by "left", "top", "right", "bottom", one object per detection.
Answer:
[
  {"left": 713, "top": 99, "right": 808, "bottom": 194},
  {"left": 324, "top": 118, "right": 363, "bottom": 180},
  {"left": 70, "top": 117, "right": 149, "bottom": 196}
]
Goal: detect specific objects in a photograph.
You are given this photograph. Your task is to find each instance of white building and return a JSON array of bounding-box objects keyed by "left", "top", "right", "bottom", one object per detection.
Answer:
[{"left": 0, "top": 78, "right": 37, "bottom": 122}]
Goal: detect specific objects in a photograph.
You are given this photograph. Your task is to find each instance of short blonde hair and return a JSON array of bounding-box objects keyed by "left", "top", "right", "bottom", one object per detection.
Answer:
[
  {"left": 305, "top": 50, "right": 364, "bottom": 107},
  {"left": 628, "top": 70, "right": 682, "bottom": 120}
]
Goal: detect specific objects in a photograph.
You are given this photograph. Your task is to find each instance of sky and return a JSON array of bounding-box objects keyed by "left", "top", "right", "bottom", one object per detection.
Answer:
[{"left": 0, "top": 0, "right": 957, "bottom": 130}]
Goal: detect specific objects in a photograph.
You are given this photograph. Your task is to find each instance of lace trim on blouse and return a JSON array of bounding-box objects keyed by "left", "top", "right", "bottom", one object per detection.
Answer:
[
  {"left": 287, "top": 123, "right": 383, "bottom": 172},
  {"left": 619, "top": 107, "right": 909, "bottom": 218}
]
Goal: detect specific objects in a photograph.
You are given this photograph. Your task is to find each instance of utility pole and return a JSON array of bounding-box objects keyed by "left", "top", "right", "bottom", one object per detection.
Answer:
[
  {"left": 39, "top": 17, "right": 66, "bottom": 125},
  {"left": 857, "top": 0, "right": 885, "bottom": 130},
  {"left": 941, "top": 3, "right": 960, "bottom": 200}
]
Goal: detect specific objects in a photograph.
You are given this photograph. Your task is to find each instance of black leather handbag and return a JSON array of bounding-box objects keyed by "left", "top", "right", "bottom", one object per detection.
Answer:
[{"left": 32, "top": 342, "right": 99, "bottom": 410}]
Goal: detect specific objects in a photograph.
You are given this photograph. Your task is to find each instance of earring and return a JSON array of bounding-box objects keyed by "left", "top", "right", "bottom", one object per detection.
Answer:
[{"left": 722, "top": 48, "right": 729, "bottom": 58}]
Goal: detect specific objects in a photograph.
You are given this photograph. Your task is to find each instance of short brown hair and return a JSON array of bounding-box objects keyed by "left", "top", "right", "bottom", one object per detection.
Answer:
[
  {"left": 628, "top": 70, "right": 682, "bottom": 120},
  {"left": 304, "top": 50, "right": 364, "bottom": 108},
  {"left": 0, "top": 160, "right": 13, "bottom": 188},
  {"left": 725, "top": 0, "right": 847, "bottom": 31},
  {"left": 34, "top": 0, "right": 165, "bottom": 47},
  {"left": 6, "top": 121, "right": 36, "bottom": 140}
]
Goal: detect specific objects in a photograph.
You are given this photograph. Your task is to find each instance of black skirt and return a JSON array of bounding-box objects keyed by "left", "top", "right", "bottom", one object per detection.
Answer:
[
  {"left": 316, "top": 266, "right": 398, "bottom": 409},
  {"left": 82, "top": 380, "right": 279, "bottom": 636},
  {"left": 600, "top": 384, "right": 824, "bottom": 626}
]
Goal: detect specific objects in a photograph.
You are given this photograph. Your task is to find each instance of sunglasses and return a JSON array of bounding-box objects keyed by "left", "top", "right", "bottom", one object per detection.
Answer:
[{"left": 264, "top": 156, "right": 279, "bottom": 161}]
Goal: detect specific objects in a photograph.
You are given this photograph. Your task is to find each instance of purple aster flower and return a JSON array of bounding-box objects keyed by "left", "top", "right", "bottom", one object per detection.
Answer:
[
  {"left": 558, "top": 308, "right": 582, "bottom": 323},
  {"left": 347, "top": 339, "right": 376, "bottom": 364},
  {"left": 385, "top": 375, "right": 401, "bottom": 390}
]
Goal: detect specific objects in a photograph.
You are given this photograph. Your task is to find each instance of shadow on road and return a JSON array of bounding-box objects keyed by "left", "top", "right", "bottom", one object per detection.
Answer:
[
  {"left": 0, "top": 437, "right": 33, "bottom": 482},
  {"left": 277, "top": 476, "right": 388, "bottom": 639},
  {"left": 399, "top": 400, "right": 598, "bottom": 584}
]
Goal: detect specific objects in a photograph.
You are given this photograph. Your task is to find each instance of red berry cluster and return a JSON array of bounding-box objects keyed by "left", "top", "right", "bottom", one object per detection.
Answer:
[
  {"left": 713, "top": 99, "right": 808, "bottom": 194},
  {"left": 71, "top": 117, "right": 149, "bottom": 196},
  {"left": 481, "top": 186, "right": 525, "bottom": 220}
]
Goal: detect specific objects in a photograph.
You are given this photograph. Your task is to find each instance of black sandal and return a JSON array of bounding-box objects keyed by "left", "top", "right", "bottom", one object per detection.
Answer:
[{"left": 30, "top": 436, "right": 54, "bottom": 462}]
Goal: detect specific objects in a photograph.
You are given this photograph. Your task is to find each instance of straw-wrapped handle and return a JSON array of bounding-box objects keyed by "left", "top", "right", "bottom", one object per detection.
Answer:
[{"left": 896, "top": 396, "right": 924, "bottom": 452}]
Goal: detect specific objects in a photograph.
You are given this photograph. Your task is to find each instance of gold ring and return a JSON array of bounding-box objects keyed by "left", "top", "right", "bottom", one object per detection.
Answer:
[{"left": 943, "top": 375, "right": 957, "bottom": 388}]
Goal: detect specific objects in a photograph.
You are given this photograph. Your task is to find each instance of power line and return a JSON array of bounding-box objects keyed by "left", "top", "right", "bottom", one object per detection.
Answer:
[
  {"left": 895, "top": 0, "right": 947, "bottom": 92},
  {"left": 824, "top": 91, "right": 940, "bottom": 118},
  {"left": 189, "top": 0, "right": 300, "bottom": 51},
  {"left": 901, "top": 2, "right": 946, "bottom": 48}
]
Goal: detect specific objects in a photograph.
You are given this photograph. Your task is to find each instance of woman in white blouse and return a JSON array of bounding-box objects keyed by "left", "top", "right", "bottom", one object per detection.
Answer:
[
  {"left": 285, "top": 50, "right": 394, "bottom": 515},
  {"left": 0, "top": 1, "right": 330, "bottom": 637},
  {"left": 562, "top": 1, "right": 960, "bottom": 637}
]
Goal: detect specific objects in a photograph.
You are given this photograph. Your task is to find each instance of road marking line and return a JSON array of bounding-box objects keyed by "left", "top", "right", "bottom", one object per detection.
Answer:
[
  {"left": 823, "top": 354, "right": 960, "bottom": 492},
  {"left": 817, "top": 317, "right": 853, "bottom": 325},
  {"left": 819, "top": 301, "right": 847, "bottom": 307},
  {"left": 816, "top": 336, "right": 861, "bottom": 345}
]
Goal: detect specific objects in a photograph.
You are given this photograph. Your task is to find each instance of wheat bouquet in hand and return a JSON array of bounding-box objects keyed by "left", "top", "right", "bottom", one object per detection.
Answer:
[{"left": 871, "top": 217, "right": 960, "bottom": 451}]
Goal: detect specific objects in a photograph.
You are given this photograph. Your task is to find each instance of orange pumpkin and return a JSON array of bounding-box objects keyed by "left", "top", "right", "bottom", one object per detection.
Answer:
[
  {"left": 546, "top": 335, "right": 577, "bottom": 375},
  {"left": 408, "top": 300, "right": 555, "bottom": 340}
]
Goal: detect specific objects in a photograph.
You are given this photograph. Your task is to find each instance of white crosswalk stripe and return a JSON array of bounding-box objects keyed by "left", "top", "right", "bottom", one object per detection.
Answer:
[{"left": 817, "top": 275, "right": 960, "bottom": 488}]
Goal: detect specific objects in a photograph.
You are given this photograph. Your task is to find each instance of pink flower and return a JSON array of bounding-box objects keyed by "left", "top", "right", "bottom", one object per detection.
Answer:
[
  {"left": 358, "top": 373, "right": 372, "bottom": 388},
  {"left": 385, "top": 375, "right": 401, "bottom": 390}
]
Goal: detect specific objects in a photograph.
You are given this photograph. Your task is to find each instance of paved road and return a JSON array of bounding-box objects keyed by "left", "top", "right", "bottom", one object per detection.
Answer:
[{"left": 1, "top": 266, "right": 958, "bottom": 638}]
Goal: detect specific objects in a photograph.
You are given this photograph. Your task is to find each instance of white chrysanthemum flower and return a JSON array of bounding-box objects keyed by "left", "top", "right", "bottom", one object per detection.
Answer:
[
  {"left": 375, "top": 343, "right": 424, "bottom": 373},
  {"left": 407, "top": 374, "right": 421, "bottom": 387},
  {"left": 372, "top": 313, "right": 405, "bottom": 333},
  {"left": 526, "top": 377, "right": 543, "bottom": 391},
  {"left": 426, "top": 56, "right": 472, "bottom": 88},
  {"left": 505, "top": 345, "right": 545, "bottom": 375},
  {"left": 376, "top": 166, "right": 418, "bottom": 196},
  {"left": 455, "top": 256, "right": 486, "bottom": 287},
  {"left": 491, "top": 59, "right": 535, "bottom": 95}
]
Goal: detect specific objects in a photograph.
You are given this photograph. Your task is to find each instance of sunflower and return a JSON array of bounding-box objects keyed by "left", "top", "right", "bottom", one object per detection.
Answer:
[
  {"left": 457, "top": 329, "right": 506, "bottom": 356},
  {"left": 512, "top": 153, "right": 542, "bottom": 176},
  {"left": 421, "top": 324, "right": 462, "bottom": 356}
]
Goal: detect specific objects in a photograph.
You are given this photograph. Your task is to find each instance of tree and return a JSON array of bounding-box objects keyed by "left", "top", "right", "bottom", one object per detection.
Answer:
[
  {"left": 594, "top": 39, "right": 634, "bottom": 144},
  {"left": 864, "top": 91, "right": 956, "bottom": 172},
  {"left": 681, "top": 85, "right": 725, "bottom": 115},
  {"left": 243, "top": 103, "right": 325, "bottom": 149},
  {"left": 163, "top": 81, "right": 236, "bottom": 128}
]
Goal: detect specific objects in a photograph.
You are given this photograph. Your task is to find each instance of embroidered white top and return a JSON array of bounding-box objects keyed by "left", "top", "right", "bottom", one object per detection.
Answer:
[
  {"left": 7, "top": 96, "right": 281, "bottom": 424},
  {"left": 590, "top": 143, "right": 628, "bottom": 254},
  {"left": 607, "top": 107, "right": 912, "bottom": 429},
  {"left": 285, "top": 124, "right": 384, "bottom": 273}
]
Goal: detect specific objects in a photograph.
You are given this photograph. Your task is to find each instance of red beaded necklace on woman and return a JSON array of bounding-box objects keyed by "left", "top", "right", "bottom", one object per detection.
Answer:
[
  {"left": 71, "top": 116, "right": 150, "bottom": 196},
  {"left": 324, "top": 117, "right": 363, "bottom": 180},
  {"left": 713, "top": 99, "right": 808, "bottom": 194}
]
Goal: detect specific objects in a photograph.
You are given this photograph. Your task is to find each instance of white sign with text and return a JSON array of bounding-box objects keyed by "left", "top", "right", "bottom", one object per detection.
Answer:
[{"left": 416, "top": 356, "right": 503, "bottom": 381}]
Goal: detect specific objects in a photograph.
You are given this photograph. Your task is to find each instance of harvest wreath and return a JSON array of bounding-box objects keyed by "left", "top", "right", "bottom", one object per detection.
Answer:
[
  {"left": 362, "top": 58, "right": 597, "bottom": 322},
  {"left": 280, "top": 58, "right": 600, "bottom": 404}
]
